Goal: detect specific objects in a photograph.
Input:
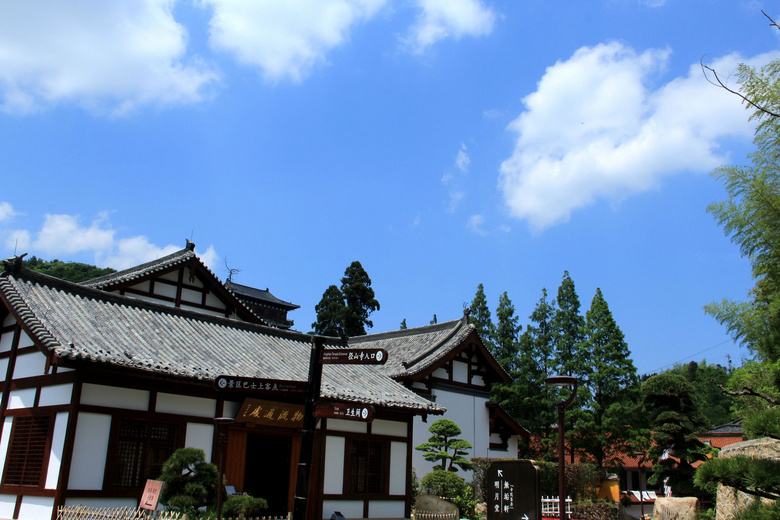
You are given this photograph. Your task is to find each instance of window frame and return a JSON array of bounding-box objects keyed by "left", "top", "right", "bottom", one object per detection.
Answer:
[
  {"left": 343, "top": 437, "right": 390, "bottom": 497},
  {"left": 2, "top": 414, "right": 54, "bottom": 488},
  {"left": 105, "top": 416, "right": 184, "bottom": 491}
]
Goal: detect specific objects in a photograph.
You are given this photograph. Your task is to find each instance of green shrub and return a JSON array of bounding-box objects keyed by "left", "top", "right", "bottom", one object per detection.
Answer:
[
  {"left": 420, "top": 469, "right": 469, "bottom": 498},
  {"left": 158, "top": 448, "right": 219, "bottom": 512},
  {"left": 223, "top": 494, "right": 268, "bottom": 516}
]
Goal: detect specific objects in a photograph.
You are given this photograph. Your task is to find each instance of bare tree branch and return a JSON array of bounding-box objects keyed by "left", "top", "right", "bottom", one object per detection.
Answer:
[
  {"left": 701, "top": 58, "right": 780, "bottom": 119},
  {"left": 762, "top": 10, "right": 780, "bottom": 31}
]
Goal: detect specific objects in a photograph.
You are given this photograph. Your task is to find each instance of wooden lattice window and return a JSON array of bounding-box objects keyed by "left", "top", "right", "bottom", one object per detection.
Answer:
[
  {"left": 346, "top": 439, "right": 387, "bottom": 494},
  {"left": 112, "top": 419, "right": 180, "bottom": 488},
  {"left": 3, "top": 415, "right": 51, "bottom": 486}
]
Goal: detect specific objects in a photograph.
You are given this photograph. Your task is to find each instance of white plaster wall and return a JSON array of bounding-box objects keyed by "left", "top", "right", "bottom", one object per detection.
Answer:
[
  {"left": 205, "top": 292, "right": 223, "bottom": 309},
  {"left": 0, "top": 359, "right": 8, "bottom": 379},
  {"left": 45, "top": 412, "right": 68, "bottom": 489},
  {"left": 413, "top": 389, "right": 492, "bottom": 481},
  {"left": 186, "top": 423, "right": 214, "bottom": 461},
  {"left": 389, "top": 442, "right": 406, "bottom": 495},
  {"left": 0, "top": 328, "right": 14, "bottom": 352},
  {"left": 38, "top": 384, "right": 73, "bottom": 407},
  {"left": 326, "top": 419, "right": 366, "bottom": 434},
  {"left": 0, "top": 495, "right": 16, "bottom": 518},
  {"left": 18, "top": 496, "right": 54, "bottom": 520},
  {"left": 2, "top": 314, "right": 15, "bottom": 327},
  {"left": 16, "top": 330, "right": 34, "bottom": 349},
  {"left": 156, "top": 393, "right": 215, "bottom": 418},
  {"left": 0, "top": 417, "right": 12, "bottom": 482},
  {"left": 223, "top": 400, "right": 242, "bottom": 418},
  {"left": 153, "top": 282, "right": 178, "bottom": 299},
  {"left": 8, "top": 388, "right": 36, "bottom": 409},
  {"left": 68, "top": 413, "right": 111, "bottom": 490},
  {"left": 368, "top": 500, "right": 404, "bottom": 518},
  {"left": 372, "top": 419, "right": 406, "bottom": 437},
  {"left": 452, "top": 361, "right": 469, "bottom": 384},
  {"left": 322, "top": 500, "right": 362, "bottom": 519},
  {"left": 12, "top": 351, "right": 47, "bottom": 379},
  {"left": 323, "top": 436, "right": 345, "bottom": 494},
  {"left": 81, "top": 383, "right": 149, "bottom": 411}
]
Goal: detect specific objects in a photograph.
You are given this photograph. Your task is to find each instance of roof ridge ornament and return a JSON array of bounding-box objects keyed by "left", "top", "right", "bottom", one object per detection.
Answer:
[
  {"left": 185, "top": 239, "right": 196, "bottom": 251},
  {"left": 2, "top": 253, "right": 27, "bottom": 275}
]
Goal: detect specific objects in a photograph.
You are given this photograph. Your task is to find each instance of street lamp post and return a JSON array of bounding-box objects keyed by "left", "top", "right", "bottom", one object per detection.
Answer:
[
  {"left": 545, "top": 376, "right": 577, "bottom": 520},
  {"left": 214, "top": 417, "right": 235, "bottom": 520},
  {"left": 633, "top": 451, "right": 646, "bottom": 519}
]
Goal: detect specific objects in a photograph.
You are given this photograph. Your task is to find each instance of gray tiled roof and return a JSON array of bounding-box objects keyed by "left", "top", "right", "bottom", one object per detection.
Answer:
[
  {"left": 0, "top": 267, "right": 443, "bottom": 414},
  {"left": 350, "top": 317, "right": 510, "bottom": 383},
  {"left": 81, "top": 241, "right": 201, "bottom": 289},
  {"left": 226, "top": 282, "right": 300, "bottom": 310}
]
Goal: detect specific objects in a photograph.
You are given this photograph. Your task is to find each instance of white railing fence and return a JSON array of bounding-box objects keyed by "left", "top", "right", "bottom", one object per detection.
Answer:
[{"left": 540, "top": 496, "right": 572, "bottom": 518}]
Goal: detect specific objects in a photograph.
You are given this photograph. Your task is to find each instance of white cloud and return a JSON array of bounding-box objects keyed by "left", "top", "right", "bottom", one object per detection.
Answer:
[
  {"left": 0, "top": 209, "right": 218, "bottom": 272},
  {"left": 467, "top": 214, "right": 488, "bottom": 235},
  {"left": 456, "top": 143, "right": 471, "bottom": 172},
  {"left": 0, "top": 0, "right": 218, "bottom": 115},
  {"left": 0, "top": 202, "right": 16, "bottom": 222},
  {"left": 405, "top": 0, "right": 495, "bottom": 53},
  {"left": 498, "top": 43, "right": 777, "bottom": 232},
  {"left": 442, "top": 143, "right": 471, "bottom": 211},
  {"left": 203, "top": 0, "right": 388, "bottom": 83}
]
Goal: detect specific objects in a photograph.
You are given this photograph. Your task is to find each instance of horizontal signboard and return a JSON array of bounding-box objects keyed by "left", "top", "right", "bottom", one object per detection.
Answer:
[
  {"left": 236, "top": 398, "right": 306, "bottom": 428},
  {"left": 315, "top": 402, "right": 373, "bottom": 421},
  {"left": 321, "top": 348, "right": 388, "bottom": 365},
  {"left": 214, "top": 375, "right": 307, "bottom": 395}
]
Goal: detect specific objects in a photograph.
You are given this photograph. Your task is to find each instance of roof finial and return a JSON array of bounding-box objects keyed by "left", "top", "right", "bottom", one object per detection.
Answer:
[
  {"left": 3, "top": 253, "right": 27, "bottom": 275},
  {"left": 185, "top": 239, "right": 196, "bottom": 251}
]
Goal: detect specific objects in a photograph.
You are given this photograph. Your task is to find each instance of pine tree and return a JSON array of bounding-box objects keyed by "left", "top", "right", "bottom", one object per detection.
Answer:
[
  {"left": 312, "top": 261, "right": 380, "bottom": 338},
  {"left": 494, "top": 291, "right": 520, "bottom": 371},
  {"left": 415, "top": 418, "right": 474, "bottom": 472},
  {"left": 643, "top": 373, "right": 711, "bottom": 498},
  {"left": 469, "top": 283, "right": 495, "bottom": 350},
  {"left": 340, "top": 261, "right": 380, "bottom": 336},
  {"left": 576, "top": 288, "right": 641, "bottom": 467}
]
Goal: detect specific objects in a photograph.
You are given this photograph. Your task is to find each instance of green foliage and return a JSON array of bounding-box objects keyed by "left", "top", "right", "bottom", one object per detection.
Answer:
[
  {"left": 695, "top": 456, "right": 780, "bottom": 501},
  {"left": 223, "top": 495, "right": 269, "bottom": 516},
  {"left": 158, "top": 448, "right": 219, "bottom": 512},
  {"left": 469, "top": 283, "right": 495, "bottom": 350},
  {"left": 536, "top": 461, "right": 559, "bottom": 496},
  {"left": 312, "top": 261, "right": 380, "bottom": 337},
  {"left": 642, "top": 373, "right": 711, "bottom": 498},
  {"left": 24, "top": 256, "right": 115, "bottom": 282},
  {"left": 699, "top": 52, "right": 780, "bottom": 518},
  {"left": 415, "top": 418, "right": 474, "bottom": 472},
  {"left": 420, "top": 469, "right": 469, "bottom": 497},
  {"left": 411, "top": 466, "right": 420, "bottom": 507},
  {"left": 565, "top": 463, "right": 603, "bottom": 502},
  {"left": 494, "top": 291, "right": 520, "bottom": 372},
  {"left": 553, "top": 271, "right": 586, "bottom": 379},
  {"left": 576, "top": 288, "right": 642, "bottom": 466},
  {"left": 662, "top": 361, "right": 734, "bottom": 429}
]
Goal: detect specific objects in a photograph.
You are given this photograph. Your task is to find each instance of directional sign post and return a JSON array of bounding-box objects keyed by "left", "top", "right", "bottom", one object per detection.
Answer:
[
  {"left": 214, "top": 375, "right": 307, "bottom": 396},
  {"left": 321, "top": 348, "right": 388, "bottom": 365},
  {"left": 487, "top": 460, "right": 541, "bottom": 520}
]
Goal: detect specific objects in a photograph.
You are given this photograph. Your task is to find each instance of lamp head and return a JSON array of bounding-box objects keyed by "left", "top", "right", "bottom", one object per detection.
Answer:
[{"left": 544, "top": 375, "right": 577, "bottom": 387}]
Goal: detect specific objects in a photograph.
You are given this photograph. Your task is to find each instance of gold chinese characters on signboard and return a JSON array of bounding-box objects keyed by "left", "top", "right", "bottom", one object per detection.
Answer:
[{"left": 236, "top": 398, "right": 306, "bottom": 428}]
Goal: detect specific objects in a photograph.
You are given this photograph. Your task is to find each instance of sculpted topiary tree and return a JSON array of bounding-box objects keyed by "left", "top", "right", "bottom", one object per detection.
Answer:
[
  {"left": 415, "top": 418, "right": 474, "bottom": 472},
  {"left": 158, "top": 448, "right": 219, "bottom": 512}
]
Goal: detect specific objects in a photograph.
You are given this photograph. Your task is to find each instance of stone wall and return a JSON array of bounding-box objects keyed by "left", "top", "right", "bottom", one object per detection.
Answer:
[{"left": 715, "top": 437, "right": 780, "bottom": 520}]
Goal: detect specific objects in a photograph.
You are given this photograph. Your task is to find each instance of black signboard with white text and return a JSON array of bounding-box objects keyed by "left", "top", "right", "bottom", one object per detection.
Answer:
[
  {"left": 321, "top": 348, "right": 387, "bottom": 365},
  {"left": 487, "top": 460, "right": 541, "bottom": 520},
  {"left": 214, "top": 375, "right": 307, "bottom": 395}
]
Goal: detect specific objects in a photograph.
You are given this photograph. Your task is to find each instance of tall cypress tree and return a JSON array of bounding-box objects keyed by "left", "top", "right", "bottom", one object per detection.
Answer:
[
  {"left": 312, "top": 261, "right": 379, "bottom": 337},
  {"left": 576, "top": 288, "right": 641, "bottom": 466},
  {"left": 469, "top": 283, "right": 496, "bottom": 350},
  {"left": 494, "top": 291, "right": 520, "bottom": 371}
]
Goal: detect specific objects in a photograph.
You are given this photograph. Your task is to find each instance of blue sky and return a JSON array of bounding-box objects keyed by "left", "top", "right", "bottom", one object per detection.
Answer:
[{"left": 0, "top": 0, "right": 776, "bottom": 376}]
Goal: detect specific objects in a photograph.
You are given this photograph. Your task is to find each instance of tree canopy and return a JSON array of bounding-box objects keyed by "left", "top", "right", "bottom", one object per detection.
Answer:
[
  {"left": 311, "top": 261, "right": 379, "bottom": 337},
  {"left": 415, "top": 418, "right": 474, "bottom": 472},
  {"left": 24, "top": 256, "right": 115, "bottom": 282}
]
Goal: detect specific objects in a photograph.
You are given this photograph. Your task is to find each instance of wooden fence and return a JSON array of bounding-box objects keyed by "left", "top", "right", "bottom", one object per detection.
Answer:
[{"left": 57, "top": 505, "right": 290, "bottom": 520}]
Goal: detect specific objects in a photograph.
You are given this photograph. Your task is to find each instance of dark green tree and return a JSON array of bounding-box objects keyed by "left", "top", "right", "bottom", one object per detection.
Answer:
[
  {"left": 158, "top": 447, "right": 219, "bottom": 512},
  {"left": 469, "top": 283, "right": 495, "bottom": 350},
  {"left": 312, "top": 261, "right": 380, "bottom": 337},
  {"left": 553, "top": 271, "right": 586, "bottom": 378},
  {"left": 576, "top": 288, "right": 642, "bottom": 467},
  {"left": 494, "top": 291, "right": 520, "bottom": 371},
  {"left": 663, "top": 360, "right": 734, "bottom": 429},
  {"left": 312, "top": 284, "right": 347, "bottom": 337},
  {"left": 415, "top": 418, "right": 474, "bottom": 472},
  {"left": 695, "top": 46, "right": 780, "bottom": 518},
  {"left": 25, "top": 256, "right": 115, "bottom": 282},
  {"left": 642, "top": 373, "right": 711, "bottom": 498},
  {"left": 340, "top": 261, "right": 380, "bottom": 336},
  {"left": 514, "top": 289, "right": 558, "bottom": 460}
]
